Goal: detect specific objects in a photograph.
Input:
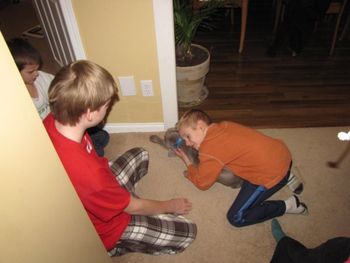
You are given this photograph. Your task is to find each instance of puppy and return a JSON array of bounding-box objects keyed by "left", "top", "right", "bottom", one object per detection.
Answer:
[{"left": 150, "top": 128, "right": 242, "bottom": 188}]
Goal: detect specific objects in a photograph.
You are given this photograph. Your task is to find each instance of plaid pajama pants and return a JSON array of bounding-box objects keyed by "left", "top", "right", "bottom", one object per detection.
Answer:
[{"left": 108, "top": 147, "right": 197, "bottom": 256}]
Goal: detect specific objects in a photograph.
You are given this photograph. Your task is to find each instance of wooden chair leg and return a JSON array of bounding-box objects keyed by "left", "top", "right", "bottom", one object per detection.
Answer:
[
  {"left": 273, "top": 0, "right": 283, "bottom": 35},
  {"left": 238, "top": 0, "right": 249, "bottom": 53},
  {"left": 230, "top": 6, "right": 234, "bottom": 25},
  {"left": 329, "top": 0, "right": 348, "bottom": 55},
  {"left": 339, "top": 12, "right": 350, "bottom": 40}
]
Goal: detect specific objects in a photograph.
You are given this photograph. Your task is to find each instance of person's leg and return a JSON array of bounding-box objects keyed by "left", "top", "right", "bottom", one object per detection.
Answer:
[
  {"left": 271, "top": 220, "right": 350, "bottom": 263},
  {"left": 88, "top": 126, "right": 110, "bottom": 157},
  {"left": 227, "top": 168, "right": 294, "bottom": 227},
  {"left": 286, "top": 166, "right": 304, "bottom": 195},
  {"left": 311, "top": 237, "right": 350, "bottom": 263},
  {"left": 108, "top": 214, "right": 197, "bottom": 256},
  {"left": 270, "top": 236, "right": 309, "bottom": 263},
  {"left": 109, "top": 147, "right": 149, "bottom": 195},
  {"left": 227, "top": 179, "right": 286, "bottom": 227},
  {"left": 271, "top": 218, "right": 286, "bottom": 242}
]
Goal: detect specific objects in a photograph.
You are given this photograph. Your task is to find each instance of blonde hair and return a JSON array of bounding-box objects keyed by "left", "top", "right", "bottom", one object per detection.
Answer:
[
  {"left": 49, "top": 60, "right": 119, "bottom": 125},
  {"left": 176, "top": 109, "right": 212, "bottom": 130}
]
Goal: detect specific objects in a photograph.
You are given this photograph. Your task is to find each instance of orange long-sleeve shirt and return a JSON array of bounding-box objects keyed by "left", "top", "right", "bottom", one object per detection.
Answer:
[{"left": 187, "top": 122, "right": 292, "bottom": 190}]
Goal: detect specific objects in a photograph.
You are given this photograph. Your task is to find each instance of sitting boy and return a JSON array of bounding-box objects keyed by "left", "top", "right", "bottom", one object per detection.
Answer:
[
  {"left": 44, "top": 60, "right": 197, "bottom": 256},
  {"left": 7, "top": 38, "right": 109, "bottom": 156},
  {"left": 174, "top": 109, "right": 307, "bottom": 227}
]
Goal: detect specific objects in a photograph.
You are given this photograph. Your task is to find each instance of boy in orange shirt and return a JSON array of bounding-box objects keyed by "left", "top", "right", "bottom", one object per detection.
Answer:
[{"left": 175, "top": 109, "right": 307, "bottom": 227}]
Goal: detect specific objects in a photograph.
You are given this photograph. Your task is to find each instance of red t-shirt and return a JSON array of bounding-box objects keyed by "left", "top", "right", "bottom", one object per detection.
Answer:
[{"left": 44, "top": 114, "right": 131, "bottom": 250}]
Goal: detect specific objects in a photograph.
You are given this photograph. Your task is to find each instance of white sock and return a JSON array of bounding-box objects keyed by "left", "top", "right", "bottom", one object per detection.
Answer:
[
  {"left": 287, "top": 171, "right": 303, "bottom": 194},
  {"left": 284, "top": 195, "right": 307, "bottom": 214}
]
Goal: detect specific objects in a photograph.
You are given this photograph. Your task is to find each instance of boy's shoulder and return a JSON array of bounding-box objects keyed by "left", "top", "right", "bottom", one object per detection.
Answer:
[
  {"left": 219, "top": 121, "right": 252, "bottom": 130},
  {"left": 38, "top": 70, "right": 54, "bottom": 79},
  {"left": 207, "top": 121, "right": 254, "bottom": 139},
  {"left": 212, "top": 121, "right": 241, "bottom": 130}
]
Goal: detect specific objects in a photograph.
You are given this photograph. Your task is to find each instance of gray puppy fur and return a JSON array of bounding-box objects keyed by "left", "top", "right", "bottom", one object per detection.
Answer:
[{"left": 150, "top": 128, "right": 242, "bottom": 188}]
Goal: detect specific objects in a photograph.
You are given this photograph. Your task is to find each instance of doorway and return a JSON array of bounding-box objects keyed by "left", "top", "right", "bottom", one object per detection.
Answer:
[{"left": 0, "top": 0, "right": 61, "bottom": 74}]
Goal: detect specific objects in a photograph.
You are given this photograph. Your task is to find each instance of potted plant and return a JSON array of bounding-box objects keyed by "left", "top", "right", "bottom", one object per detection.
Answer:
[{"left": 173, "top": 0, "right": 221, "bottom": 107}]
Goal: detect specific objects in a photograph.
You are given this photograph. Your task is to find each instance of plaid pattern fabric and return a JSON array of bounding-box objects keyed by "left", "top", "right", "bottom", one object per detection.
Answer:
[
  {"left": 110, "top": 147, "right": 149, "bottom": 195},
  {"left": 108, "top": 214, "right": 197, "bottom": 256},
  {"left": 108, "top": 147, "right": 197, "bottom": 256}
]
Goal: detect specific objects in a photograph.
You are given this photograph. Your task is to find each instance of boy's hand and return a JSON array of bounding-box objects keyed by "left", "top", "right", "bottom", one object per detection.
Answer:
[
  {"left": 173, "top": 148, "right": 192, "bottom": 166},
  {"left": 172, "top": 147, "right": 184, "bottom": 157},
  {"left": 169, "top": 198, "right": 192, "bottom": 215}
]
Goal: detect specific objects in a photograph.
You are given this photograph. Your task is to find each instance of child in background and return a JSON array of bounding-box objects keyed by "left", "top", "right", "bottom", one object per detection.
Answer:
[
  {"left": 7, "top": 38, "right": 109, "bottom": 156},
  {"left": 7, "top": 37, "right": 53, "bottom": 119},
  {"left": 44, "top": 60, "right": 196, "bottom": 256},
  {"left": 175, "top": 109, "right": 307, "bottom": 227}
]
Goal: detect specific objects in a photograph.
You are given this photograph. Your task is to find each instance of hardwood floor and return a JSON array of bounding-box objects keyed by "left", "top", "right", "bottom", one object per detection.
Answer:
[{"left": 179, "top": 1, "right": 350, "bottom": 128}]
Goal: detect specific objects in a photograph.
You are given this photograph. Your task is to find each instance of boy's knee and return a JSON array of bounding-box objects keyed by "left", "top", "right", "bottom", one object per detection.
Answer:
[
  {"left": 226, "top": 211, "right": 245, "bottom": 227},
  {"left": 139, "top": 148, "right": 149, "bottom": 160},
  {"left": 130, "top": 147, "right": 147, "bottom": 153},
  {"left": 128, "top": 147, "right": 149, "bottom": 159}
]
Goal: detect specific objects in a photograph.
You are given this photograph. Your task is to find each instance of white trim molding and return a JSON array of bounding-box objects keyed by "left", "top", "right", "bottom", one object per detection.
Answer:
[
  {"left": 152, "top": 0, "right": 178, "bottom": 129},
  {"left": 60, "top": 0, "right": 86, "bottom": 60},
  {"left": 104, "top": 122, "right": 165, "bottom": 133}
]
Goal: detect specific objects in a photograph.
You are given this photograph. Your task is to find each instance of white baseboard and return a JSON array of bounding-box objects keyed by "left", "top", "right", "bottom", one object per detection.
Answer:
[{"left": 104, "top": 122, "right": 165, "bottom": 133}]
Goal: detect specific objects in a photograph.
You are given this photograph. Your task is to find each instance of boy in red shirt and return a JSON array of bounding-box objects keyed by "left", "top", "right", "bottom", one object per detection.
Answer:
[
  {"left": 44, "top": 60, "right": 196, "bottom": 256},
  {"left": 7, "top": 38, "right": 109, "bottom": 157},
  {"left": 175, "top": 109, "right": 307, "bottom": 227}
]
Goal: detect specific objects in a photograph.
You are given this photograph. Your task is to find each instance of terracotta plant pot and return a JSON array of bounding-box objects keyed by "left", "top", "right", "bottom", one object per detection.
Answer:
[{"left": 176, "top": 44, "right": 210, "bottom": 107}]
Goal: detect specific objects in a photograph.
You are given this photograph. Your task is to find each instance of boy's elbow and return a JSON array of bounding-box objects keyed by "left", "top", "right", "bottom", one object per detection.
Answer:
[
  {"left": 187, "top": 173, "right": 214, "bottom": 190},
  {"left": 124, "top": 196, "right": 143, "bottom": 215},
  {"left": 195, "top": 182, "right": 212, "bottom": 191}
]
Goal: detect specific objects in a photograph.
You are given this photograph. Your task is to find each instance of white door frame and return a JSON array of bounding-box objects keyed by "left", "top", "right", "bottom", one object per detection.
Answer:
[
  {"left": 58, "top": 0, "right": 86, "bottom": 60},
  {"left": 152, "top": 0, "right": 178, "bottom": 130},
  {"left": 33, "top": 0, "right": 86, "bottom": 66},
  {"left": 36, "top": 0, "right": 177, "bottom": 132}
]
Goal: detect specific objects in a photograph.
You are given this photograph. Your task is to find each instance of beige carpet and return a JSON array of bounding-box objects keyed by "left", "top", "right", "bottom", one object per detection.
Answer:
[{"left": 105, "top": 126, "right": 350, "bottom": 263}]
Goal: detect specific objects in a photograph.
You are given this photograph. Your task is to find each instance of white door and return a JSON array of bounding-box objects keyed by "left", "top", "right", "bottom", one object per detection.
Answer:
[{"left": 32, "top": 0, "right": 86, "bottom": 67}]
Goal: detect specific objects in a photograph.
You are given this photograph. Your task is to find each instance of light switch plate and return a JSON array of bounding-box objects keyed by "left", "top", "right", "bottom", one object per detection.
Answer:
[{"left": 118, "top": 76, "right": 136, "bottom": 96}]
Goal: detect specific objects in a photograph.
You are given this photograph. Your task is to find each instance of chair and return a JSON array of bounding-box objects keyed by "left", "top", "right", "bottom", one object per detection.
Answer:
[
  {"left": 339, "top": 10, "right": 350, "bottom": 40},
  {"left": 323, "top": 0, "right": 349, "bottom": 55},
  {"left": 221, "top": 0, "right": 249, "bottom": 53},
  {"left": 194, "top": 0, "right": 249, "bottom": 53},
  {"left": 272, "top": 0, "right": 285, "bottom": 36},
  {"left": 273, "top": 0, "right": 349, "bottom": 55}
]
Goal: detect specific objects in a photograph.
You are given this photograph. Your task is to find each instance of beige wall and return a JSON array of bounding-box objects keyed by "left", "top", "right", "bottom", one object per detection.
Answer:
[
  {"left": 0, "top": 33, "right": 111, "bottom": 263},
  {"left": 72, "top": 0, "right": 164, "bottom": 123}
]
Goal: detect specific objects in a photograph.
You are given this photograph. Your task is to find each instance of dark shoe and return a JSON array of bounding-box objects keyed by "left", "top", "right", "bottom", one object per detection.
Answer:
[
  {"left": 287, "top": 172, "right": 304, "bottom": 195},
  {"left": 285, "top": 195, "right": 308, "bottom": 215}
]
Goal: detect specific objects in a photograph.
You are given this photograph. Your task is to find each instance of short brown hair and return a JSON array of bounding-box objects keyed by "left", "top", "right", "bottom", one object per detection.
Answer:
[
  {"left": 7, "top": 38, "right": 43, "bottom": 71},
  {"left": 48, "top": 60, "right": 119, "bottom": 125},
  {"left": 176, "top": 109, "right": 212, "bottom": 129}
]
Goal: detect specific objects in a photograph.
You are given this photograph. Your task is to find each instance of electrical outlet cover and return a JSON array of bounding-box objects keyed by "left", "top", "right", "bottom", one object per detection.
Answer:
[{"left": 141, "top": 80, "right": 154, "bottom": 96}]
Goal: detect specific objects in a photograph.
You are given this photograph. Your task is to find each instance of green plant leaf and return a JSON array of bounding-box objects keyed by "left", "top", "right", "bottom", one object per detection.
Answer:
[{"left": 173, "top": 0, "right": 222, "bottom": 62}]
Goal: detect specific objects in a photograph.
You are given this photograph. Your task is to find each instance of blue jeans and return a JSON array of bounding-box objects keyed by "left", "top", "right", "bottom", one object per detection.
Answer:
[{"left": 227, "top": 165, "right": 291, "bottom": 227}]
